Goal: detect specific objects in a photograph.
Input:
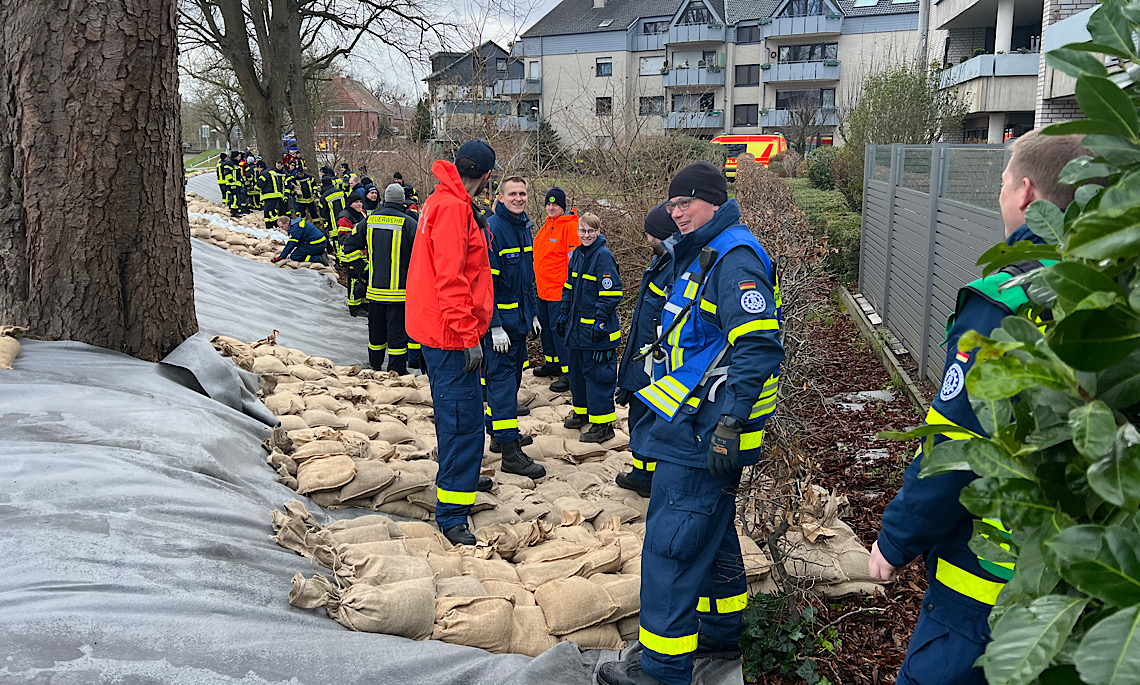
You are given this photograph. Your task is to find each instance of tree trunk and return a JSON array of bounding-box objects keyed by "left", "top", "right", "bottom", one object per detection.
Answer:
[{"left": 0, "top": 0, "right": 197, "bottom": 361}]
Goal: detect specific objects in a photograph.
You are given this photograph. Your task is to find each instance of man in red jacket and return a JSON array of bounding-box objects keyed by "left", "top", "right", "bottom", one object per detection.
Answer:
[{"left": 405, "top": 140, "right": 498, "bottom": 546}]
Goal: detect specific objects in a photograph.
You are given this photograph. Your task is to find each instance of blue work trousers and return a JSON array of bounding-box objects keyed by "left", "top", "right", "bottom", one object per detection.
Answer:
[
  {"left": 423, "top": 347, "right": 484, "bottom": 532},
  {"left": 627, "top": 397, "right": 656, "bottom": 488},
  {"left": 567, "top": 348, "right": 617, "bottom": 424},
  {"left": 483, "top": 333, "right": 526, "bottom": 444},
  {"left": 536, "top": 299, "right": 569, "bottom": 374},
  {"left": 368, "top": 301, "right": 407, "bottom": 374},
  {"left": 640, "top": 461, "right": 746, "bottom": 685},
  {"left": 896, "top": 583, "right": 990, "bottom": 685}
]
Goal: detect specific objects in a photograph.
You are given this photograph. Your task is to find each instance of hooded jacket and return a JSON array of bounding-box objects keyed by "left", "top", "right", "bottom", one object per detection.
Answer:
[
  {"left": 486, "top": 202, "right": 539, "bottom": 339},
  {"left": 534, "top": 210, "right": 581, "bottom": 301},
  {"left": 405, "top": 160, "right": 494, "bottom": 350}
]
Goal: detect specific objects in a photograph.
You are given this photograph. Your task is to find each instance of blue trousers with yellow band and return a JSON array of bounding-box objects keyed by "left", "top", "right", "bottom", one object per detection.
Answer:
[
  {"left": 368, "top": 301, "right": 407, "bottom": 374},
  {"left": 537, "top": 299, "right": 569, "bottom": 374},
  {"left": 627, "top": 397, "right": 656, "bottom": 488},
  {"left": 423, "top": 347, "right": 484, "bottom": 532},
  {"left": 567, "top": 348, "right": 617, "bottom": 424},
  {"left": 483, "top": 333, "right": 526, "bottom": 444},
  {"left": 896, "top": 579, "right": 989, "bottom": 685},
  {"left": 640, "top": 461, "right": 746, "bottom": 685}
]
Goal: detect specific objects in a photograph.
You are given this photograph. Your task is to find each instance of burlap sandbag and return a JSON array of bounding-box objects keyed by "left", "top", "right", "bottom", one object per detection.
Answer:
[
  {"left": 300, "top": 409, "right": 348, "bottom": 429},
  {"left": 296, "top": 454, "right": 356, "bottom": 494},
  {"left": 337, "top": 461, "right": 396, "bottom": 502},
  {"left": 595, "top": 500, "right": 643, "bottom": 525},
  {"left": 372, "top": 471, "right": 432, "bottom": 504},
  {"left": 531, "top": 435, "right": 567, "bottom": 460},
  {"left": 374, "top": 421, "right": 417, "bottom": 445},
  {"left": 407, "top": 488, "right": 437, "bottom": 512},
  {"left": 302, "top": 394, "right": 343, "bottom": 412},
  {"left": 553, "top": 497, "right": 604, "bottom": 522},
  {"left": 344, "top": 417, "right": 379, "bottom": 438},
  {"left": 289, "top": 573, "right": 335, "bottom": 610},
  {"left": 433, "top": 596, "right": 515, "bottom": 653},
  {"left": 512, "top": 539, "right": 589, "bottom": 565},
  {"left": 401, "top": 536, "right": 447, "bottom": 557},
  {"left": 495, "top": 472, "right": 537, "bottom": 490},
  {"left": 481, "top": 579, "right": 537, "bottom": 607},
  {"left": 397, "top": 458, "right": 440, "bottom": 481},
  {"left": 375, "top": 500, "right": 432, "bottom": 520},
  {"left": 265, "top": 393, "right": 305, "bottom": 415},
  {"left": 252, "top": 356, "right": 288, "bottom": 374},
  {"left": 516, "top": 556, "right": 586, "bottom": 591},
  {"left": 368, "top": 440, "right": 397, "bottom": 460},
  {"left": 339, "top": 540, "right": 407, "bottom": 557},
  {"left": 266, "top": 450, "right": 298, "bottom": 475},
  {"left": 621, "top": 556, "right": 641, "bottom": 576},
  {"left": 536, "top": 480, "right": 578, "bottom": 503},
  {"left": 590, "top": 574, "right": 640, "bottom": 620},
  {"left": 471, "top": 491, "right": 502, "bottom": 514},
  {"left": 463, "top": 556, "right": 521, "bottom": 583},
  {"left": 278, "top": 415, "right": 309, "bottom": 431},
  {"left": 565, "top": 471, "right": 606, "bottom": 495},
  {"left": 549, "top": 525, "right": 604, "bottom": 549},
  {"left": 595, "top": 530, "right": 643, "bottom": 565},
  {"left": 338, "top": 552, "right": 434, "bottom": 586},
  {"left": 328, "top": 577, "right": 435, "bottom": 639},
  {"left": 577, "top": 544, "right": 623, "bottom": 577},
  {"left": 505, "top": 492, "right": 552, "bottom": 522},
  {"left": 534, "top": 576, "right": 618, "bottom": 635},
  {"left": 325, "top": 523, "right": 397, "bottom": 545},
  {"left": 509, "top": 606, "right": 559, "bottom": 657},
  {"left": 616, "top": 615, "right": 640, "bottom": 641},
  {"left": 565, "top": 441, "right": 608, "bottom": 461},
  {"left": 475, "top": 523, "right": 522, "bottom": 559},
  {"left": 427, "top": 552, "right": 466, "bottom": 579},
  {"left": 289, "top": 365, "right": 327, "bottom": 382},
  {"left": 560, "top": 622, "right": 626, "bottom": 650},
  {"left": 471, "top": 507, "right": 523, "bottom": 530},
  {"left": 436, "top": 576, "right": 488, "bottom": 599},
  {"left": 325, "top": 514, "right": 403, "bottom": 535},
  {"left": 291, "top": 440, "right": 349, "bottom": 462}
]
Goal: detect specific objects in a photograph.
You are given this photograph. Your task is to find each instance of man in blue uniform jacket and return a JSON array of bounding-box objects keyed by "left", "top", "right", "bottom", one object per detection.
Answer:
[
  {"left": 272, "top": 214, "right": 329, "bottom": 265},
  {"left": 870, "top": 130, "right": 1097, "bottom": 685},
  {"left": 600, "top": 162, "right": 784, "bottom": 685}
]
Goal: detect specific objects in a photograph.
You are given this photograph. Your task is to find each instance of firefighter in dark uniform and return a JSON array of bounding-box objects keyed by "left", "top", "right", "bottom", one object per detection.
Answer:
[
  {"left": 557, "top": 212, "right": 623, "bottom": 444},
  {"left": 246, "top": 156, "right": 262, "bottom": 210},
  {"left": 599, "top": 162, "right": 784, "bottom": 685},
  {"left": 342, "top": 184, "right": 417, "bottom": 373},
  {"left": 336, "top": 192, "right": 367, "bottom": 315},
  {"left": 483, "top": 176, "right": 546, "bottom": 479},
  {"left": 337, "top": 163, "right": 352, "bottom": 192},
  {"left": 869, "top": 130, "right": 1094, "bottom": 685},
  {"left": 292, "top": 167, "right": 321, "bottom": 221},
  {"left": 216, "top": 153, "right": 230, "bottom": 207},
  {"left": 258, "top": 160, "right": 286, "bottom": 232},
  {"left": 227, "top": 151, "right": 246, "bottom": 216},
  {"left": 272, "top": 215, "right": 329, "bottom": 265},
  {"left": 614, "top": 201, "right": 677, "bottom": 498},
  {"left": 319, "top": 176, "right": 347, "bottom": 238}
]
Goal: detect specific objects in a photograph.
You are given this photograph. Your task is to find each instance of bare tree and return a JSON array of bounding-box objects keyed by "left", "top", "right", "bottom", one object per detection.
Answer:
[
  {"left": 0, "top": 0, "right": 197, "bottom": 360},
  {"left": 183, "top": 59, "right": 252, "bottom": 149},
  {"left": 179, "top": 0, "right": 443, "bottom": 166},
  {"left": 782, "top": 96, "right": 827, "bottom": 155}
]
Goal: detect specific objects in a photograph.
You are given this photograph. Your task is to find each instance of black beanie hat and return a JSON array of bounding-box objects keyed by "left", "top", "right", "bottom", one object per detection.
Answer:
[
  {"left": 644, "top": 200, "right": 677, "bottom": 240},
  {"left": 545, "top": 187, "right": 567, "bottom": 211},
  {"left": 349, "top": 191, "right": 365, "bottom": 205},
  {"left": 667, "top": 161, "right": 728, "bottom": 207},
  {"left": 320, "top": 165, "right": 334, "bottom": 176},
  {"left": 321, "top": 176, "right": 332, "bottom": 187}
]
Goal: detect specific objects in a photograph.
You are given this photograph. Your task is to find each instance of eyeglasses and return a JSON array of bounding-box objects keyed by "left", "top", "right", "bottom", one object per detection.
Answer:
[
  {"left": 578, "top": 227, "right": 600, "bottom": 235},
  {"left": 665, "top": 198, "right": 695, "bottom": 213}
]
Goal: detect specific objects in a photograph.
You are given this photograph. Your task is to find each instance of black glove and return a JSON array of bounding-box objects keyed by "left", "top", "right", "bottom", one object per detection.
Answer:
[
  {"left": 591, "top": 349, "right": 614, "bottom": 364},
  {"left": 591, "top": 321, "right": 607, "bottom": 342},
  {"left": 556, "top": 313, "right": 569, "bottom": 337},
  {"left": 708, "top": 417, "right": 743, "bottom": 478},
  {"left": 615, "top": 388, "right": 633, "bottom": 406},
  {"left": 463, "top": 344, "right": 483, "bottom": 373}
]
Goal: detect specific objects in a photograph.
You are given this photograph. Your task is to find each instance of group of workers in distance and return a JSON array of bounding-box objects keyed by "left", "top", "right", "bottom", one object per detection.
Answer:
[{"left": 211, "top": 125, "right": 1091, "bottom": 685}]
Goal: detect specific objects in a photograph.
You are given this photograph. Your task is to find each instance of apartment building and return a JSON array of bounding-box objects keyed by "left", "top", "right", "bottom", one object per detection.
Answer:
[
  {"left": 512, "top": 0, "right": 921, "bottom": 149},
  {"left": 424, "top": 41, "right": 526, "bottom": 141}
]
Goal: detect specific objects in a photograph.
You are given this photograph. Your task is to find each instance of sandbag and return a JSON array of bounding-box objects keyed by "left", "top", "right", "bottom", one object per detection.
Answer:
[
  {"left": 325, "top": 514, "right": 403, "bottom": 536},
  {"left": 278, "top": 414, "right": 308, "bottom": 431},
  {"left": 292, "top": 440, "right": 350, "bottom": 462},
  {"left": 340, "top": 553, "right": 434, "bottom": 586},
  {"left": 337, "top": 461, "right": 396, "bottom": 502},
  {"left": 328, "top": 577, "right": 435, "bottom": 639},
  {"left": 534, "top": 576, "right": 618, "bottom": 635},
  {"left": 515, "top": 556, "right": 586, "bottom": 591},
  {"left": 373, "top": 471, "right": 432, "bottom": 504},
  {"left": 374, "top": 421, "right": 417, "bottom": 445},
  {"left": 512, "top": 539, "right": 589, "bottom": 565},
  {"left": 462, "top": 556, "right": 521, "bottom": 583},
  {"left": 300, "top": 409, "right": 348, "bottom": 429},
  {"left": 589, "top": 574, "right": 640, "bottom": 620},
  {"left": 252, "top": 356, "right": 288, "bottom": 374},
  {"left": 401, "top": 536, "right": 448, "bottom": 557},
  {"left": 435, "top": 576, "right": 488, "bottom": 599},
  {"left": 508, "top": 606, "right": 559, "bottom": 657},
  {"left": 433, "top": 596, "right": 515, "bottom": 653},
  {"left": 616, "top": 615, "right": 640, "bottom": 641},
  {"left": 375, "top": 499, "right": 432, "bottom": 521},
  {"left": 302, "top": 394, "right": 343, "bottom": 412},
  {"left": 480, "top": 579, "right": 536, "bottom": 607},
  {"left": 559, "top": 622, "right": 626, "bottom": 650},
  {"left": 427, "top": 552, "right": 466, "bottom": 579},
  {"left": 577, "top": 544, "right": 623, "bottom": 577},
  {"left": 325, "top": 523, "right": 398, "bottom": 545},
  {"left": 264, "top": 393, "right": 305, "bottom": 415},
  {"left": 296, "top": 454, "right": 356, "bottom": 494}
]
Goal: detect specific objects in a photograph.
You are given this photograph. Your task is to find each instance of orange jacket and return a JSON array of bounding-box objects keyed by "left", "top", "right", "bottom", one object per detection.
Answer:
[
  {"left": 534, "top": 210, "right": 580, "bottom": 301},
  {"left": 405, "top": 160, "right": 494, "bottom": 350}
]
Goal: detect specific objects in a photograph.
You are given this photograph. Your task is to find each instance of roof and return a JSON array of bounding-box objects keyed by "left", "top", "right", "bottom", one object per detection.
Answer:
[
  {"left": 424, "top": 41, "right": 510, "bottom": 82},
  {"left": 522, "top": 0, "right": 685, "bottom": 38},
  {"left": 727, "top": 0, "right": 918, "bottom": 23},
  {"left": 323, "top": 76, "right": 386, "bottom": 114}
]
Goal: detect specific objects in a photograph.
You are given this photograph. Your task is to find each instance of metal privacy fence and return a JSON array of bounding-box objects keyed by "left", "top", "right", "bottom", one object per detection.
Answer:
[{"left": 859, "top": 143, "right": 1012, "bottom": 386}]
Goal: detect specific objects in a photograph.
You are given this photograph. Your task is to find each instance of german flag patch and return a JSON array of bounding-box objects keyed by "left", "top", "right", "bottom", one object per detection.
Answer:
[
  {"left": 738, "top": 280, "right": 756, "bottom": 290},
  {"left": 955, "top": 351, "right": 970, "bottom": 363}
]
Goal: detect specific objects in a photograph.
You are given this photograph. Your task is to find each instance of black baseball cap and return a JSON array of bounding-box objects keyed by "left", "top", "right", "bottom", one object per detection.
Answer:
[{"left": 455, "top": 140, "right": 498, "bottom": 175}]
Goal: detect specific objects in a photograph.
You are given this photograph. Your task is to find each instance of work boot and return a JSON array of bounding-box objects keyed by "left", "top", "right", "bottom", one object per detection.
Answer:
[
  {"left": 580, "top": 422, "right": 615, "bottom": 444},
  {"left": 516, "top": 403, "right": 531, "bottom": 416},
  {"left": 597, "top": 659, "right": 663, "bottom": 685},
  {"left": 441, "top": 523, "right": 476, "bottom": 546},
  {"left": 349, "top": 306, "right": 368, "bottom": 318},
  {"left": 550, "top": 377, "right": 570, "bottom": 393},
  {"left": 477, "top": 476, "right": 494, "bottom": 492},
  {"left": 500, "top": 439, "right": 546, "bottom": 479},
  {"left": 564, "top": 413, "right": 588, "bottom": 430},
  {"left": 615, "top": 471, "right": 652, "bottom": 499},
  {"left": 490, "top": 433, "right": 533, "bottom": 453},
  {"left": 693, "top": 635, "right": 743, "bottom": 661},
  {"left": 533, "top": 365, "right": 560, "bottom": 378}
]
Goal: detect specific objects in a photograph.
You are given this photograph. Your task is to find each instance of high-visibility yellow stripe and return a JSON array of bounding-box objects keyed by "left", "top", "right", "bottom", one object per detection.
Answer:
[
  {"left": 561, "top": 365, "right": 569, "bottom": 373},
  {"left": 408, "top": 342, "right": 421, "bottom": 350},
  {"left": 648, "top": 282, "right": 666, "bottom": 297},
  {"left": 582, "top": 273, "right": 597, "bottom": 281},
  {"left": 580, "top": 318, "right": 596, "bottom": 324},
  {"left": 564, "top": 282, "right": 573, "bottom": 289},
  {"left": 484, "top": 405, "right": 491, "bottom": 415},
  {"left": 699, "top": 299, "right": 717, "bottom": 314},
  {"left": 728, "top": 319, "right": 779, "bottom": 344},
  {"left": 368, "top": 343, "right": 386, "bottom": 351},
  {"left": 523, "top": 246, "right": 533, "bottom": 252},
  {"left": 750, "top": 396, "right": 777, "bottom": 419},
  {"left": 740, "top": 430, "right": 764, "bottom": 450},
  {"left": 697, "top": 592, "right": 748, "bottom": 614},
  {"left": 925, "top": 407, "right": 978, "bottom": 440},
  {"left": 490, "top": 268, "right": 501, "bottom": 275},
  {"left": 589, "top": 412, "right": 616, "bottom": 423},
  {"left": 658, "top": 376, "right": 690, "bottom": 402},
  {"left": 640, "top": 385, "right": 680, "bottom": 415},
  {"left": 696, "top": 597, "right": 711, "bottom": 613},
  {"left": 935, "top": 558, "right": 1003, "bottom": 605},
  {"left": 571, "top": 272, "right": 578, "bottom": 277},
  {"left": 368, "top": 215, "right": 404, "bottom": 225},
  {"left": 499, "top": 247, "right": 521, "bottom": 255},
  {"left": 609, "top": 330, "right": 621, "bottom": 341},
  {"left": 599, "top": 290, "right": 623, "bottom": 296},
  {"left": 492, "top": 419, "right": 519, "bottom": 430},
  {"left": 544, "top": 355, "right": 554, "bottom": 363},
  {"left": 639, "top": 627, "right": 698, "bottom": 656},
  {"left": 573, "top": 406, "right": 587, "bottom": 415},
  {"left": 436, "top": 487, "right": 477, "bottom": 505},
  {"left": 684, "top": 279, "right": 698, "bottom": 299},
  {"left": 631, "top": 456, "right": 657, "bottom": 471},
  {"left": 388, "top": 348, "right": 407, "bottom": 355},
  {"left": 497, "top": 302, "right": 519, "bottom": 309}
]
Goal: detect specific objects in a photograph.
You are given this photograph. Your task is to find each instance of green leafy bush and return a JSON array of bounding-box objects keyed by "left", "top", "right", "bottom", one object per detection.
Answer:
[
  {"left": 807, "top": 146, "right": 839, "bottom": 190},
  {"left": 741, "top": 592, "right": 838, "bottom": 685},
  {"left": 882, "top": 2, "right": 1140, "bottom": 682},
  {"left": 830, "top": 146, "right": 864, "bottom": 213},
  {"left": 826, "top": 213, "right": 861, "bottom": 284}
]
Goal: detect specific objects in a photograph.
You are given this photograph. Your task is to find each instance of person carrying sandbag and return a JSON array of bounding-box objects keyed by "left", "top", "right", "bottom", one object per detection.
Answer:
[{"left": 406, "top": 140, "right": 499, "bottom": 547}]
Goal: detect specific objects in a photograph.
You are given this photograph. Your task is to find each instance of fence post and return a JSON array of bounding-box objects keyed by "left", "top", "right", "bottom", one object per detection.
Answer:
[
  {"left": 880, "top": 144, "right": 901, "bottom": 326},
  {"left": 859, "top": 145, "right": 874, "bottom": 296},
  {"left": 918, "top": 144, "right": 944, "bottom": 382}
]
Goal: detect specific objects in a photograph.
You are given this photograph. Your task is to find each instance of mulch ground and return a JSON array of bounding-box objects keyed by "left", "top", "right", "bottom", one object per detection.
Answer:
[{"left": 755, "top": 282, "right": 929, "bottom": 685}]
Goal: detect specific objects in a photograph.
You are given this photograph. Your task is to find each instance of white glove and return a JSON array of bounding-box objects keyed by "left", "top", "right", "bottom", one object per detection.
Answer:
[
  {"left": 491, "top": 326, "right": 510, "bottom": 354},
  {"left": 531, "top": 316, "right": 542, "bottom": 336}
]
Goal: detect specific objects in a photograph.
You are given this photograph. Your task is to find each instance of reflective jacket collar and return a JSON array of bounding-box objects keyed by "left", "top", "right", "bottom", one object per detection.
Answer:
[
  {"left": 668, "top": 199, "right": 742, "bottom": 277},
  {"left": 1008, "top": 224, "right": 1043, "bottom": 245},
  {"left": 576, "top": 233, "right": 607, "bottom": 258},
  {"left": 493, "top": 201, "right": 530, "bottom": 229},
  {"left": 382, "top": 201, "right": 407, "bottom": 214},
  {"left": 339, "top": 207, "right": 364, "bottom": 224}
]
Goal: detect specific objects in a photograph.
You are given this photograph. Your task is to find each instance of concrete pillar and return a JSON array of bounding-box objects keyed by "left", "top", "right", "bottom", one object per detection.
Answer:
[
  {"left": 995, "top": 0, "right": 1014, "bottom": 53},
  {"left": 988, "top": 112, "right": 1007, "bottom": 143}
]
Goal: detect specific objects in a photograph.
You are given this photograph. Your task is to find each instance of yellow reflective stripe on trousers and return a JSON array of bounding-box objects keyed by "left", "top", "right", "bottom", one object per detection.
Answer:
[
  {"left": 589, "top": 412, "right": 616, "bottom": 423},
  {"left": 368, "top": 343, "right": 386, "bottom": 351},
  {"left": 388, "top": 348, "right": 407, "bottom": 355},
  {"left": 498, "top": 302, "right": 519, "bottom": 309},
  {"left": 740, "top": 430, "right": 764, "bottom": 450},
  {"left": 697, "top": 592, "right": 748, "bottom": 614},
  {"left": 408, "top": 342, "right": 421, "bottom": 350},
  {"left": 639, "top": 627, "right": 698, "bottom": 656},
  {"left": 935, "top": 558, "right": 1003, "bottom": 605},
  {"left": 925, "top": 406, "right": 978, "bottom": 440},
  {"left": 492, "top": 419, "right": 519, "bottom": 430},
  {"left": 727, "top": 319, "right": 779, "bottom": 344},
  {"left": 490, "top": 268, "right": 501, "bottom": 275},
  {"left": 436, "top": 487, "right": 477, "bottom": 505},
  {"left": 631, "top": 456, "right": 656, "bottom": 471},
  {"left": 573, "top": 406, "right": 587, "bottom": 415}
]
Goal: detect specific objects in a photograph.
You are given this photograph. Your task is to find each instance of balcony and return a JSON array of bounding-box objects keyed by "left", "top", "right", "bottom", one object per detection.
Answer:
[
  {"left": 665, "top": 110, "right": 725, "bottom": 129},
  {"left": 663, "top": 66, "right": 726, "bottom": 88},
  {"left": 631, "top": 32, "right": 667, "bottom": 51},
  {"left": 939, "top": 53, "right": 1039, "bottom": 112},
  {"left": 760, "top": 108, "right": 839, "bottom": 127},
  {"left": 494, "top": 77, "right": 542, "bottom": 97},
  {"left": 666, "top": 23, "right": 726, "bottom": 44},
  {"left": 497, "top": 116, "right": 538, "bottom": 132},
  {"left": 762, "top": 14, "right": 843, "bottom": 38},
  {"left": 765, "top": 61, "right": 841, "bottom": 82}
]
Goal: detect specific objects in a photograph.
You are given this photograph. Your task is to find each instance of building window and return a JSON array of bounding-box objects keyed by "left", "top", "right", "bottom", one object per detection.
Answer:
[
  {"left": 496, "top": 58, "right": 507, "bottom": 72},
  {"left": 779, "top": 0, "right": 824, "bottom": 17},
  {"left": 672, "top": 92, "right": 714, "bottom": 112},
  {"left": 777, "top": 43, "right": 838, "bottom": 62},
  {"left": 640, "top": 56, "right": 666, "bottom": 75},
  {"left": 528, "top": 61, "right": 540, "bottom": 78},
  {"left": 330, "top": 115, "right": 346, "bottom": 129},
  {"left": 734, "top": 104, "right": 759, "bottom": 126},
  {"left": 678, "top": 0, "right": 712, "bottom": 25},
  {"left": 643, "top": 20, "right": 669, "bottom": 33},
  {"left": 596, "top": 135, "right": 613, "bottom": 149},
  {"left": 735, "top": 64, "right": 760, "bottom": 86},
  {"left": 737, "top": 25, "right": 761, "bottom": 42},
  {"left": 596, "top": 57, "right": 613, "bottom": 77},
  {"left": 775, "top": 88, "right": 836, "bottom": 109},
  {"left": 518, "top": 99, "right": 539, "bottom": 117},
  {"left": 596, "top": 97, "right": 613, "bottom": 116},
  {"left": 639, "top": 96, "right": 665, "bottom": 115}
]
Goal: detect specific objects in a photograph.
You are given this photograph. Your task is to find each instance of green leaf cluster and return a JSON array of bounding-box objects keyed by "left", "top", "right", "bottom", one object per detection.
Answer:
[
  {"left": 740, "top": 592, "right": 838, "bottom": 684},
  {"left": 880, "top": 3, "right": 1140, "bottom": 682}
]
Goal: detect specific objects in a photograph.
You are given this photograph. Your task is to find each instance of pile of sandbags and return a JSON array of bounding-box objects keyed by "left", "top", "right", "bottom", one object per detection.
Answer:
[
  {"left": 185, "top": 193, "right": 338, "bottom": 277},
  {"left": 0, "top": 325, "right": 25, "bottom": 370}
]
